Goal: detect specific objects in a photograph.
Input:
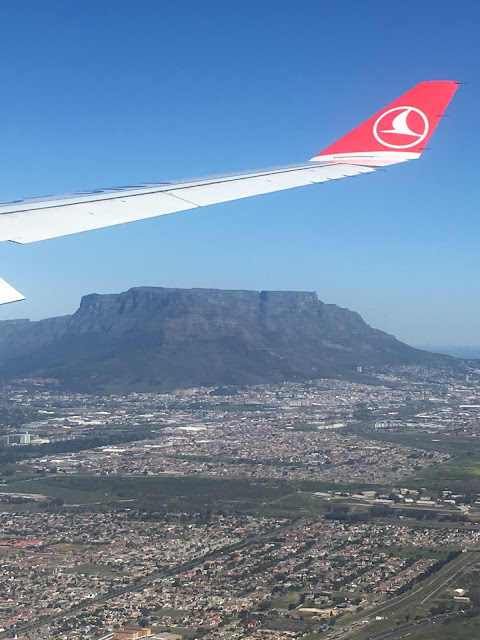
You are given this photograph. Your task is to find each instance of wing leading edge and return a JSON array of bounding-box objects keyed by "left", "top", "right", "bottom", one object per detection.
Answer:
[
  {"left": 0, "top": 163, "right": 375, "bottom": 244},
  {"left": 0, "top": 80, "right": 459, "bottom": 303}
]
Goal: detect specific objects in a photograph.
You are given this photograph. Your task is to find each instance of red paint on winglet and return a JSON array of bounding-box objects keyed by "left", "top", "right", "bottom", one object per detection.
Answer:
[{"left": 314, "top": 81, "right": 459, "bottom": 159}]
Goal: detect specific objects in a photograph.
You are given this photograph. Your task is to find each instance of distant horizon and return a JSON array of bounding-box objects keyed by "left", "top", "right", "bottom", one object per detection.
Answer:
[{"left": 417, "top": 345, "right": 480, "bottom": 359}]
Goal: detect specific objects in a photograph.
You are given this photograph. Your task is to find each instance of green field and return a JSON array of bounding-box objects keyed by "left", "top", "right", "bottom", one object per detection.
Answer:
[
  {"left": 154, "top": 608, "right": 187, "bottom": 618},
  {"left": 151, "top": 626, "right": 197, "bottom": 638},
  {"left": 2, "top": 475, "right": 306, "bottom": 513},
  {"left": 404, "top": 618, "right": 480, "bottom": 639},
  {"left": 2, "top": 474, "right": 385, "bottom": 515},
  {"left": 66, "top": 562, "right": 124, "bottom": 577},
  {"left": 2, "top": 476, "right": 119, "bottom": 506},
  {"left": 374, "top": 546, "right": 450, "bottom": 561},
  {"left": 256, "top": 490, "right": 329, "bottom": 517},
  {"left": 408, "top": 455, "right": 480, "bottom": 493},
  {"left": 0, "top": 546, "right": 23, "bottom": 556},
  {"left": 270, "top": 591, "right": 301, "bottom": 609},
  {"left": 352, "top": 424, "right": 480, "bottom": 456}
]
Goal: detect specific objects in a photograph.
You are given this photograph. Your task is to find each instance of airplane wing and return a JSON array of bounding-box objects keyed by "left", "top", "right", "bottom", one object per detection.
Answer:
[{"left": 0, "top": 80, "right": 459, "bottom": 304}]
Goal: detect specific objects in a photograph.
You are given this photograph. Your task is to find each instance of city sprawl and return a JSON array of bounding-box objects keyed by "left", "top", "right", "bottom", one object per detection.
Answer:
[{"left": 1, "top": 363, "right": 480, "bottom": 640}]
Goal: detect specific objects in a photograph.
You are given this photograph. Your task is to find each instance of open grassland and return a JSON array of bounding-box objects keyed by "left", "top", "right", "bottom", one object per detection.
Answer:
[
  {"left": 374, "top": 546, "right": 450, "bottom": 561},
  {"left": 50, "top": 543, "right": 97, "bottom": 553},
  {"left": 2, "top": 475, "right": 306, "bottom": 513},
  {"left": 352, "top": 425, "right": 480, "bottom": 456},
  {"left": 2, "top": 474, "right": 384, "bottom": 516},
  {"left": 2, "top": 476, "right": 119, "bottom": 506},
  {"left": 66, "top": 562, "right": 124, "bottom": 577},
  {"left": 151, "top": 626, "right": 197, "bottom": 638},
  {"left": 258, "top": 490, "right": 329, "bottom": 517},
  {"left": 0, "top": 546, "right": 24, "bottom": 556},
  {"left": 403, "top": 618, "right": 480, "bottom": 639},
  {"left": 154, "top": 608, "right": 187, "bottom": 618},
  {"left": 408, "top": 455, "right": 480, "bottom": 493}
]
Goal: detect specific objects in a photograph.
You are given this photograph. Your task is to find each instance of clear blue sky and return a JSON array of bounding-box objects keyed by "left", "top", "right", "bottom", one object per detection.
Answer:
[{"left": 0, "top": 0, "right": 478, "bottom": 348}]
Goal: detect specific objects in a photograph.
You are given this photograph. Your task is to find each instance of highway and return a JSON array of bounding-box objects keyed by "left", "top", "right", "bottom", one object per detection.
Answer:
[
  {"left": 363, "top": 613, "right": 455, "bottom": 640},
  {"left": 326, "top": 546, "right": 480, "bottom": 640}
]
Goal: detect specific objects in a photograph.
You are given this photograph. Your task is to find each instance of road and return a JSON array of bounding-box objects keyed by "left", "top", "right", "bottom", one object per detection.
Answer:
[
  {"left": 362, "top": 612, "right": 456, "bottom": 640},
  {"left": 326, "top": 546, "right": 480, "bottom": 640},
  {"left": 367, "top": 548, "right": 477, "bottom": 618},
  {"left": 331, "top": 611, "right": 463, "bottom": 640}
]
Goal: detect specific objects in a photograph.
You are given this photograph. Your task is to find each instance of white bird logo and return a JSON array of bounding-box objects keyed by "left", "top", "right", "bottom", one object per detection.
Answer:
[{"left": 373, "top": 106, "right": 429, "bottom": 149}]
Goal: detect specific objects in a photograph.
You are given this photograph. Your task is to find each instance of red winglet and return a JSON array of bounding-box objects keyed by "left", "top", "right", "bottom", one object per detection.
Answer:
[{"left": 312, "top": 81, "right": 459, "bottom": 165}]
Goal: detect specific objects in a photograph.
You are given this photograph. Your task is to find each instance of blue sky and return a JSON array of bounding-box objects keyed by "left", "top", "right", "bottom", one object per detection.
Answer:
[{"left": 0, "top": 0, "right": 478, "bottom": 348}]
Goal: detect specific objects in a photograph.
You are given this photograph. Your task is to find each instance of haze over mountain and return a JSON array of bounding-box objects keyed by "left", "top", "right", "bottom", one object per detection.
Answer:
[{"left": 0, "top": 287, "right": 450, "bottom": 393}]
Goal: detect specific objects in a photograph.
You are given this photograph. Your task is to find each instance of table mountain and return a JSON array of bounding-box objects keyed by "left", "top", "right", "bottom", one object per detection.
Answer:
[{"left": 0, "top": 287, "right": 448, "bottom": 392}]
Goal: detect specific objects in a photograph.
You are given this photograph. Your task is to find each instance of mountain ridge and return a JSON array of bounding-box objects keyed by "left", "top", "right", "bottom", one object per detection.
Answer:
[{"left": 0, "top": 286, "right": 449, "bottom": 392}]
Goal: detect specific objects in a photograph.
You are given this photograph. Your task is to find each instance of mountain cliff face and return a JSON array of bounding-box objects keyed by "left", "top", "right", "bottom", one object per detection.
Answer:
[{"left": 0, "top": 287, "right": 446, "bottom": 392}]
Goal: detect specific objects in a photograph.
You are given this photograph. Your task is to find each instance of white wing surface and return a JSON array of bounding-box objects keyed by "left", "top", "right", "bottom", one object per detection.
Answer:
[
  {"left": 0, "top": 163, "right": 373, "bottom": 245},
  {"left": 0, "top": 80, "right": 459, "bottom": 303}
]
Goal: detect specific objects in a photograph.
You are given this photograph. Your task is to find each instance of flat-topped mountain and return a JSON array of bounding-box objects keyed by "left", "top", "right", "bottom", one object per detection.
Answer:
[{"left": 0, "top": 287, "right": 448, "bottom": 392}]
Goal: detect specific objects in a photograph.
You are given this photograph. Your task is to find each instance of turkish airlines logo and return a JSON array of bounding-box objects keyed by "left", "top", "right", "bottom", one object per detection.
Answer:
[{"left": 373, "top": 106, "right": 429, "bottom": 149}]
